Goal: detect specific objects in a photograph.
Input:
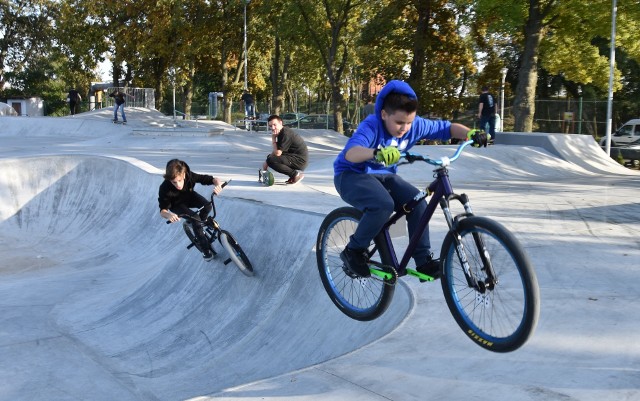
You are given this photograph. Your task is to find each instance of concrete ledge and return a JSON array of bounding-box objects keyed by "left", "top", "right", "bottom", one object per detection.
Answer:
[
  {"left": 131, "top": 127, "right": 224, "bottom": 136},
  {"left": 495, "top": 131, "right": 565, "bottom": 157}
]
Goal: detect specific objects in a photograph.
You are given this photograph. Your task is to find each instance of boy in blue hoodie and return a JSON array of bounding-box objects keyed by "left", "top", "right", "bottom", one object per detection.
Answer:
[{"left": 333, "top": 80, "right": 487, "bottom": 278}]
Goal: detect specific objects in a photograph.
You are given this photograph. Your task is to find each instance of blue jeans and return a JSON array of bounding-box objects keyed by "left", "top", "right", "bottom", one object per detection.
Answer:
[
  {"left": 245, "top": 103, "right": 255, "bottom": 118},
  {"left": 334, "top": 171, "right": 432, "bottom": 264},
  {"left": 480, "top": 114, "right": 496, "bottom": 136},
  {"left": 114, "top": 103, "right": 126, "bottom": 121}
]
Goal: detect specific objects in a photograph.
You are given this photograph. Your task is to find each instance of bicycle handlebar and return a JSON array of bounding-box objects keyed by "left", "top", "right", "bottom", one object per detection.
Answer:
[
  {"left": 211, "top": 179, "right": 230, "bottom": 199},
  {"left": 165, "top": 180, "right": 230, "bottom": 224},
  {"left": 400, "top": 139, "right": 474, "bottom": 167}
]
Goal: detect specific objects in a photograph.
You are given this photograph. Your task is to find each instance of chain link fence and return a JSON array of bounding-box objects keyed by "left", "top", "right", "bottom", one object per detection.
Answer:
[
  {"left": 454, "top": 96, "right": 617, "bottom": 138},
  {"left": 163, "top": 92, "right": 624, "bottom": 140},
  {"left": 529, "top": 98, "right": 612, "bottom": 137}
]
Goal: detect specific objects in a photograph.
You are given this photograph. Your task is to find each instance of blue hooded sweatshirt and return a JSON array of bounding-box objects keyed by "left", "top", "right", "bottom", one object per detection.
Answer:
[{"left": 333, "top": 80, "right": 452, "bottom": 175}]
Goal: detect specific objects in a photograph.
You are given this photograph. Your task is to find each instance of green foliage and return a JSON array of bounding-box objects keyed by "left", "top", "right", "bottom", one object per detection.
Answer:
[
  {"left": 0, "top": 0, "right": 59, "bottom": 88},
  {"left": 2, "top": 0, "right": 640, "bottom": 125}
]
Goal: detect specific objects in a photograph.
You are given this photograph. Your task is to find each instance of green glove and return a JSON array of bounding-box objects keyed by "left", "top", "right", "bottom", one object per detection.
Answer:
[
  {"left": 467, "top": 129, "right": 490, "bottom": 147},
  {"left": 374, "top": 146, "right": 401, "bottom": 165}
]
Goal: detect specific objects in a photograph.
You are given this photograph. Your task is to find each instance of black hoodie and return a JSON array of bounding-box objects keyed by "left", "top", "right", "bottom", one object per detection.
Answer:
[{"left": 158, "top": 162, "right": 214, "bottom": 211}]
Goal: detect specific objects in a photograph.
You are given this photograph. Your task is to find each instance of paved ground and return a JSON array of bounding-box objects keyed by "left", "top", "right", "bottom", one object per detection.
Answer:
[{"left": 0, "top": 108, "right": 639, "bottom": 401}]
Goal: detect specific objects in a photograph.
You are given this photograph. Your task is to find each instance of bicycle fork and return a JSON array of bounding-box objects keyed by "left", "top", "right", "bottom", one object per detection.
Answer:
[{"left": 441, "top": 194, "right": 497, "bottom": 293}]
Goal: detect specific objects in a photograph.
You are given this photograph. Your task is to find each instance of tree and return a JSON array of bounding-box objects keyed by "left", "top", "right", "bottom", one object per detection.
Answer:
[
  {"left": 358, "top": 0, "right": 475, "bottom": 119},
  {"left": 476, "top": 0, "right": 640, "bottom": 132},
  {"left": 0, "top": 0, "right": 58, "bottom": 91},
  {"left": 292, "top": 0, "right": 364, "bottom": 134}
]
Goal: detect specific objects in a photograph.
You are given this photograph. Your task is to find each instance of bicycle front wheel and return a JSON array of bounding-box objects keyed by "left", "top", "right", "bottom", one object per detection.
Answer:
[
  {"left": 183, "top": 221, "right": 207, "bottom": 253},
  {"left": 440, "top": 216, "right": 540, "bottom": 353},
  {"left": 316, "top": 207, "right": 395, "bottom": 321},
  {"left": 220, "top": 230, "right": 254, "bottom": 276}
]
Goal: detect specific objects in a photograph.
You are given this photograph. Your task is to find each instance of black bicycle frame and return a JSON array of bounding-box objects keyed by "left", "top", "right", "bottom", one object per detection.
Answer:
[
  {"left": 374, "top": 164, "right": 497, "bottom": 289},
  {"left": 376, "top": 166, "right": 455, "bottom": 273}
]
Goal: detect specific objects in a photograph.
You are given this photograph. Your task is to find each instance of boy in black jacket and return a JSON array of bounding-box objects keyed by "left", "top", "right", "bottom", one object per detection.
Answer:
[{"left": 158, "top": 159, "right": 223, "bottom": 260}]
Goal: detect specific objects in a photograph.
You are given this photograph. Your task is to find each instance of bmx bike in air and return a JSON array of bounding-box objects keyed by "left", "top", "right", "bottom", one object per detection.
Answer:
[{"left": 316, "top": 140, "right": 540, "bottom": 352}]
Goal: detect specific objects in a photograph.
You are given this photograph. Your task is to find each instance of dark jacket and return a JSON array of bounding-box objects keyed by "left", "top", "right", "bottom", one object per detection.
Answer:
[
  {"left": 158, "top": 163, "right": 214, "bottom": 211},
  {"left": 109, "top": 90, "right": 126, "bottom": 105},
  {"left": 68, "top": 89, "right": 81, "bottom": 102},
  {"left": 276, "top": 127, "right": 309, "bottom": 162}
]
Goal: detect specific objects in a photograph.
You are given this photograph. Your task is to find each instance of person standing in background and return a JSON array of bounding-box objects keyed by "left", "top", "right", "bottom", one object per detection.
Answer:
[
  {"left": 68, "top": 88, "right": 82, "bottom": 116},
  {"left": 241, "top": 90, "right": 256, "bottom": 119},
  {"left": 478, "top": 86, "right": 497, "bottom": 137},
  {"left": 362, "top": 96, "right": 375, "bottom": 118},
  {"left": 109, "top": 89, "right": 133, "bottom": 123}
]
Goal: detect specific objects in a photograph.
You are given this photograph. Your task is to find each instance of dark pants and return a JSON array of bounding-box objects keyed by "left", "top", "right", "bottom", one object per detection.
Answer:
[
  {"left": 266, "top": 153, "right": 308, "bottom": 178},
  {"left": 69, "top": 101, "right": 78, "bottom": 115},
  {"left": 170, "top": 192, "right": 212, "bottom": 247},
  {"left": 334, "top": 171, "right": 432, "bottom": 264},
  {"left": 245, "top": 103, "right": 255, "bottom": 118},
  {"left": 480, "top": 114, "right": 496, "bottom": 136}
]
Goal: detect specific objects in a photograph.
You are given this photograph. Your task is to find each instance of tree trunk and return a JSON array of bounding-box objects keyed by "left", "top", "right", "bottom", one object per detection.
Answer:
[
  {"left": 270, "top": 34, "right": 291, "bottom": 116},
  {"left": 112, "top": 63, "right": 121, "bottom": 88},
  {"left": 513, "top": 1, "right": 546, "bottom": 132},
  {"left": 153, "top": 59, "right": 165, "bottom": 110},
  {"left": 327, "top": 47, "right": 347, "bottom": 134},
  {"left": 407, "top": 0, "right": 431, "bottom": 98},
  {"left": 271, "top": 35, "right": 283, "bottom": 115},
  {"left": 331, "top": 84, "right": 343, "bottom": 134},
  {"left": 183, "top": 60, "right": 195, "bottom": 118},
  {"left": 155, "top": 79, "right": 164, "bottom": 112},
  {"left": 220, "top": 44, "right": 232, "bottom": 124}
]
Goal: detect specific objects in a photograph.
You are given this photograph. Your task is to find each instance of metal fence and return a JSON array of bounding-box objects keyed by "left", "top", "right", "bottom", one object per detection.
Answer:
[
  {"left": 165, "top": 94, "right": 624, "bottom": 139},
  {"left": 457, "top": 96, "right": 617, "bottom": 137},
  {"left": 530, "top": 98, "right": 611, "bottom": 136},
  {"left": 103, "top": 87, "right": 155, "bottom": 109}
]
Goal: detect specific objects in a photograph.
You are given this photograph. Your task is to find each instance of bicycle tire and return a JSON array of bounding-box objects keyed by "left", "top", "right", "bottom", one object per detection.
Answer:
[
  {"left": 183, "top": 221, "right": 207, "bottom": 253},
  {"left": 219, "top": 230, "right": 254, "bottom": 276},
  {"left": 440, "top": 216, "right": 540, "bottom": 352},
  {"left": 316, "top": 207, "right": 395, "bottom": 321}
]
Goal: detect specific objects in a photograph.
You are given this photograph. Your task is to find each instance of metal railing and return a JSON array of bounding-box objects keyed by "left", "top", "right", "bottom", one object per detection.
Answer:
[{"left": 104, "top": 87, "right": 155, "bottom": 109}]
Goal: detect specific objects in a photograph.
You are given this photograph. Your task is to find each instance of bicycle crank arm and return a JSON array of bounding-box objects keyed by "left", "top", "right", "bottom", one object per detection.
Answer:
[
  {"left": 405, "top": 268, "right": 437, "bottom": 282},
  {"left": 368, "top": 262, "right": 398, "bottom": 285}
]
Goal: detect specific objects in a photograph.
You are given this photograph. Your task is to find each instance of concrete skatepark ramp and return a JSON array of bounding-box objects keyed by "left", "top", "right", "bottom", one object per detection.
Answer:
[
  {"left": 1, "top": 109, "right": 639, "bottom": 400},
  {"left": 0, "top": 156, "right": 409, "bottom": 400}
]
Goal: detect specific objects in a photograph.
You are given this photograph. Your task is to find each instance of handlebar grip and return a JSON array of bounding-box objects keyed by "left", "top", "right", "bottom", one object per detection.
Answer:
[
  {"left": 212, "top": 179, "right": 230, "bottom": 198},
  {"left": 402, "top": 152, "right": 424, "bottom": 163}
]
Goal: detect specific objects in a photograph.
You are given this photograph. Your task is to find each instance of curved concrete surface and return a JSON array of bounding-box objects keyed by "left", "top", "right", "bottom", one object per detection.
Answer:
[
  {"left": 1, "top": 108, "right": 639, "bottom": 401},
  {"left": 0, "top": 155, "right": 409, "bottom": 400}
]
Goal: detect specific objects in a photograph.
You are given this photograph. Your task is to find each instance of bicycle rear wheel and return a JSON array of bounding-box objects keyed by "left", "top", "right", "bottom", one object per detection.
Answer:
[
  {"left": 219, "top": 230, "right": 254, "bottom": 276},
  {"left": 316, "top": 207, "right": 394, "bottom": 321},
  {"left": 440, "top": 216, "right": 540, "bottom": 352}
]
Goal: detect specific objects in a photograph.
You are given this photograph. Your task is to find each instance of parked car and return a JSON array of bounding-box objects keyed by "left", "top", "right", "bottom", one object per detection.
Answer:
[
  {"left": 234, "top": 115, "right": 268, "bottom": 131},
  {"left": 604, "top": 138, "right": 640, "bottom": 165},
  {"left": 285, "top": 114, "right": 354, "bottom": 135},
  {"left": 280, "top": 112, "right": 307, "bottom": 124},
  {"left": 599, "top": 119, "right": 640, "bottom": 146}
]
